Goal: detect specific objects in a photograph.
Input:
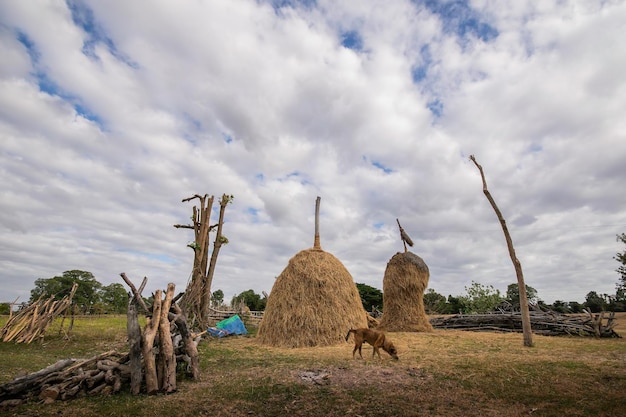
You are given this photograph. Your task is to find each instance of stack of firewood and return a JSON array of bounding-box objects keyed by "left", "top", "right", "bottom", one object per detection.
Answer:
[
  {"left": 0, "top": 351, "right": 129, "bottom": 407},
  {"left": 0, "top": 284, "right": 77, "bottom": 344},
  {"left": 430, "top": 309, "right": 621, "bottom": 338}
]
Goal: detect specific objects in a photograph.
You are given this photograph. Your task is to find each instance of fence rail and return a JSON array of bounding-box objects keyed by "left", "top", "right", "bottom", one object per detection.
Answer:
[{"left": 207, "top": 308, "right": 264, "bottom": 326}]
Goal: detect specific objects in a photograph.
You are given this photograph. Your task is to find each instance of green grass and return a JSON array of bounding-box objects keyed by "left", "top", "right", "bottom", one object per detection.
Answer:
[{"left": 1, "top": 315, "right": 625, "bottom": 417}]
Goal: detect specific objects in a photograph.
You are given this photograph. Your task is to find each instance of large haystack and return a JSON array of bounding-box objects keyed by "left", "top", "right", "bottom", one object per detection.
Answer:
[
  {"left": 377, "top": 251, "right": 433, "bottom": 332},
  {"left": 257, "top": 248, "right": 368, "bottom": 347}
]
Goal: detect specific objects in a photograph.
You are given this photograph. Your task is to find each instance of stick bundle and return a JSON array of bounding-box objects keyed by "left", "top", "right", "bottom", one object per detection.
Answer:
[{"left": 0, "top": 284, "right": 77, "bottom": 344}]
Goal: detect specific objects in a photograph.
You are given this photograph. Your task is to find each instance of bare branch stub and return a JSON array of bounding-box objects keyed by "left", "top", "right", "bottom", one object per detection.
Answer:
[{"left": 120, "top": 273, "right": 149, "bottom": 313}]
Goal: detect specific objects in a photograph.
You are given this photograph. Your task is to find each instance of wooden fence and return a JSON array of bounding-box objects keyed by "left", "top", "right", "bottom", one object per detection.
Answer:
[{"left": 207, "top": 307, "right": 264, "bottom": 327}]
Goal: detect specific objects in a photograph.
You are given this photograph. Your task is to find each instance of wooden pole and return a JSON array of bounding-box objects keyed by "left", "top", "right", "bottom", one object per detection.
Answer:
[
  {"left": 469, "top": 155, "right": 533, "bottom": 347},
  {"left": 313, "top": 196, "right": 321, "bottom": 249},
  {"left": 142, "top": 290, "right": 162, "bottom": 394},
  {"left": 157, "top": 284, "right": 177, "bottom": 393}
]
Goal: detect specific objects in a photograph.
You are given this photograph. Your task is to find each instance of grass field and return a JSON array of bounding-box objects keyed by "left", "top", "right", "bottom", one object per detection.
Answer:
[{"left": 1, "top": 314, "right": 625, "bottom": 417}]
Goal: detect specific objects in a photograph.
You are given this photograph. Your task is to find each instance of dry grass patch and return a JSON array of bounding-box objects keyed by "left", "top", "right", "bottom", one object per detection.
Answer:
[{"left": 1, "top": 315, "right": 625, "bottom": 417}]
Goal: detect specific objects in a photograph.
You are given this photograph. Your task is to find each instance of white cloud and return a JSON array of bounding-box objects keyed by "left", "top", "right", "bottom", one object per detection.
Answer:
[{"left": 0, "top": 0, "right": 624, "bottom": 307}]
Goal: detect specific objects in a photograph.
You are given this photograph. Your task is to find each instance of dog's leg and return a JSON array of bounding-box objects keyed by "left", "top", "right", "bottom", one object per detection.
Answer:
[{"left": 373, "top": 334, "right": 385, "bottom": 359}]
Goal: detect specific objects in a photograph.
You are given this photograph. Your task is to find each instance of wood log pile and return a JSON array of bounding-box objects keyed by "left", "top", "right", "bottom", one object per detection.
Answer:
[
  {"left": 0, "top": 351, "right": 129, "bottom": 407},
  {"left": 429, "top": 309, "right": 621, "bottom": 338},
  {"left": 0, "top": 275, "right": 201, "bottom": 407},
  {"left": 0, "top": 284, "right": 77, "bottom": 344}
]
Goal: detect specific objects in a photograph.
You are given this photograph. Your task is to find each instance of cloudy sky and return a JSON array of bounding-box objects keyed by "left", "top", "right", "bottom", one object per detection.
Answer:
[{"left": 1, "top": 0, "right": 625, "bottom": 307}]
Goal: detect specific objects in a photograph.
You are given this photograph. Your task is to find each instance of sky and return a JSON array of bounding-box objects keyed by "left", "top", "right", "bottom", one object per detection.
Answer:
[{"left": 1, "top": 0, "right": 625, "bottom": 306}]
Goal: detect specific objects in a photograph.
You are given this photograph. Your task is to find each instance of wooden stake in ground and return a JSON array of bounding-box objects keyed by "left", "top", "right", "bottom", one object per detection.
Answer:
[{"left": 469, "top": 155, "right": 533, "bottom": 347}]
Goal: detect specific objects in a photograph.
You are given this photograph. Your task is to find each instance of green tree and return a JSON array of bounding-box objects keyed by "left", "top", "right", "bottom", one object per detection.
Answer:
[
  {"left": 231, "top": 289, "right": 266, "bottom": 311},
  {"left": 615, "top": 233, "right": 626, "bottom": 302},
  {"left": 551, "top": 300, "right": 570, "bottom": 313},
  {"left": 423, "top": 288, "right": 447, "bottom": 314},
  {"left": 445, "top": 295, "right": 466, "bottom": 314},
  {"left": 459, "top": 281, "right": 503, "bottom": 314},
  {"left": 30, "top": 270, "right": 102, "bottom": 313},
  {"left": 99, "top": 283, "right": 128, "bottom": 313},
  {"left": 505, "top": 283, "right": 538, "bottom": 309},
  {"left": 211, "top": 289, "right": 225, "bottom": 307},
  {"left": 584, "top": 291, "right": 606, "bottom": 313},
  {"left": 568, "top": 301, "right": 584, "bottom": 313},
  {"left": 355, "top": 283, "right": 383, "bottom": 312},
  {"left": 0, "top": 303, "right": 10, "bottom": 315}
]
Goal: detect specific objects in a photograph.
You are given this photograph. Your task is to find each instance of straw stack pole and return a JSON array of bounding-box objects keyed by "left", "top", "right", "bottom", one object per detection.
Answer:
[
  {"left": 313, "top": 196, "right": 321, "bottom": 249},
  {"left": 257, "top": 197, "right": 368, "bottom": 347}
]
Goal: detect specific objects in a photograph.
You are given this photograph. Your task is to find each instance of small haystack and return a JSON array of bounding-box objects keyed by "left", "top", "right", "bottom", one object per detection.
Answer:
[
  {"left": 257, "top": 197, "right": 368, "bottom": 347},
  {"left": 377, "top": 251, "right": 433, "bottom": 332}
]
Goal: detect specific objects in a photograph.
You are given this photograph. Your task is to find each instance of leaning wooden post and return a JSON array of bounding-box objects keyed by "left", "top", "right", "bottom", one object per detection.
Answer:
[{"left": 470, "top": 155, "right": 533, "bottom": 347}]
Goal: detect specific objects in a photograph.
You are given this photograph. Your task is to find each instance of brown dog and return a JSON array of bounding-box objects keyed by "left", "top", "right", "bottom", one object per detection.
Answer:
[{"left": 345, "top": 328, "right": 399, "bottom": 360}]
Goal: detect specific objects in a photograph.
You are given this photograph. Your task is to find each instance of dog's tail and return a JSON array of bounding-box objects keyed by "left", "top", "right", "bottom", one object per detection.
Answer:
[{"left": 345, "top": 329, "right": 355, "bottom": 342}]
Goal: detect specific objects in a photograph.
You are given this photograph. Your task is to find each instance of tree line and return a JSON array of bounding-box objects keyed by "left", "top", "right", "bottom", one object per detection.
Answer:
[{"left": 2, "top": 233, "right": 624, "bottom": 315}]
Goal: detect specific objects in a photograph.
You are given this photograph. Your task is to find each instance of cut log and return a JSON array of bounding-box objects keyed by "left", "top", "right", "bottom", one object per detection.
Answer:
[
  {"left": 127, "top": 296, "right": 143, "bottom": 395},
  {"left": 142, "top": 290, "right": 162, "bottom": 394},
  {"left": 170, "top": 304, "right": 200, "bottom": 379}
]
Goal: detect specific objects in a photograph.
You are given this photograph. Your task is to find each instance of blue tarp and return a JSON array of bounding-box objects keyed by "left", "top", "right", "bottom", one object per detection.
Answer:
[{"left": 207, "top": 315, "right": 248, "bottom": 337}]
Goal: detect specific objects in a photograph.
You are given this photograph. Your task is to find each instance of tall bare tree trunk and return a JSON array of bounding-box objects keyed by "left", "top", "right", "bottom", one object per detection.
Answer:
[
  {"left": 470, "top": 155, "right": 533, "bottom": 347},
  {"left": 200, "top": 194, "right": 230, "bottom": 319},
  {"left": 175, "top": 193, "right": 232, "bottom": 330}
]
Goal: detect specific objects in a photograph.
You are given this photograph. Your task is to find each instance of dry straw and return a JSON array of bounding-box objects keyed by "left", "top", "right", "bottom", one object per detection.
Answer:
[
  {"left": 257, "top": 248, "right": 368, "bottom": 348},
  {"left": 377, "top": 251, "right": 433, "bottom": 332}
]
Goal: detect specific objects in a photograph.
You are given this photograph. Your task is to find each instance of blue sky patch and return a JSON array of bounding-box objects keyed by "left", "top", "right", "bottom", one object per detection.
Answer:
[
  {"left": 264, "top": 0, "right": 317, "bottom": 14},
  {"left": 341, "top": 30, "right": 363, "bottom": 52},
  {"left": 15, "top": 24, "right": 105, "bottom": 128},
  {"left": 73, "top": 102, "right": 103, "bottom": 125},
  {"left": 16, "top": 31, "right": 39, "bottom": 63},
  {"left": 372, "top": 161, "right": 393, "bottom": 174},
  {"left": 286, "top": 171, "right": 311, "bottom": 185},
  {"left": 427, "top": 99, "right": 444, "bottom": 118},
  {"left": 411, "top": 45, "right": 432, "bottom": 83},
  {"left": 419, "top": 0, "right": 498, "bottom": 43},
  {"left": 66, "top": 0, "right": 138, "bottom": 67}
]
